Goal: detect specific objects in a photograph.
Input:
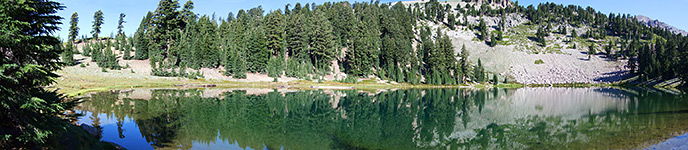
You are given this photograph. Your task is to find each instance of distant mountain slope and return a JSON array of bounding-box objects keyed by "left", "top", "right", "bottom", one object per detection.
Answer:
[{"left": 636, "top": 15, "right": 688, "bottom": 36}]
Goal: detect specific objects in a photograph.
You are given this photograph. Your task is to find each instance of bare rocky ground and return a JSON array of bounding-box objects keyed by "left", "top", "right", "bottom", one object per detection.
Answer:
[
  {"left": 408, "top": 0, "right": 631, "bottom": 85},
  {"left": 438, "top": 22, "right": 630, "bottom": 84}
]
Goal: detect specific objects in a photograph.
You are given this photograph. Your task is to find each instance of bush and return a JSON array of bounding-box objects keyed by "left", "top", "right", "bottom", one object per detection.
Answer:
[
  {"left": 534, "top": 59, "right": 544, "bottom": 64},
  {"left": 340, "top": 75, "right": 359, "bottom": 84}
]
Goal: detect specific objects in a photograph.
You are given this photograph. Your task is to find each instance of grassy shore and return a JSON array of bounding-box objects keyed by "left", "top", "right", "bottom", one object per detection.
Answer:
[{"left": 52, "top": 72, "right": 529, "bottom": 97}]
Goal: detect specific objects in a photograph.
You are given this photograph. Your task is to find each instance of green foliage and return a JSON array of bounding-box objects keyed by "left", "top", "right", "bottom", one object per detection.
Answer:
[
  {"left": 147, "top": 0, "right": 183, "bottom": 68},
  {"left": 91, "top": 10, "right": 104, "bottom": 39},
  {"left": 474, "top": 59, "right": 485, "bottom": 83},
  {"left": 425, "top": 30, "right": 457, "bottom": 85},
  {"left": 458, "top": 44, "right": 470, "bottom": 82},
  {"left": 265, "top": 10, "right": 284, "bottom": 57},
  {"left": 536, "top": 26, "right": 547, "bottom": 47},
  {"left": 61, "top": 43, "right": 75, "bottom": 66},
  {"left": 68, "top": 12, "right": 79, "bottom": 43},
  {"left": 267, "top": 57, "right": 283, "bottom": 78},
  {"left": 117, "top": 13, "right": 126, "bottom": 36},
  {"left": 447, "top": 12, "right": 456, "bottom": 30},
  {"left": 339, "top": 75, "right": 359, "bottom": 84},
  {"left": 588, "top": 44, "right": 596, "bottom": 59},
  {"left": 493, "top": 74, "right": 498, "bottom": 85},
  {"left": 232, "top": 56, "right": 247, "bottom": 79},
  {"left": 122, "top": 36, "right": 132, "bottom": 60},
  {"left": 94, "top": 42, "right": 121, "bottom": 70},
  {"left": 246, "top": 24, "right": 269, "bottom": 73},
  {"left": 479, "top": 19, "right": 487, "bottom": 40},
  {"left": 133, "top": 12, "right": 152, "bottom": 60},
  {"left": 0, "top": 0, "right": 81, "bottom": 148},
  {"left": 490, "top": 33, "right": 497, "bottom": 47},
  {"left": 308, "top": 7, "right": 336, "bottom": 71},
  {"left": 534, "top": 59, "right": 544, "bottom": 64}
]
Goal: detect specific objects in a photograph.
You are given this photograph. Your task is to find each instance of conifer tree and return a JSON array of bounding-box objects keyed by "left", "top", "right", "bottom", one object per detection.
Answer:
[
  {"left": 536, "top": 26, "right": 547, "bottom": 47},
  {"left": 0, "top": 1, "right": 81, "bottom": 147},
  {"left": 308, "top": 8, "right": 336, "bottom": 71},
  {"left": 246, "top": 25, "right": 269, "bottom": 72},
  {"left": 265, "top": 10, "right": 284, "bottom": 57},
  {"left": 92, "top": 10, "right": 104, "bottom": 40},
  {"left": 447, "top": 13, "right": 456, "bottom": 30},
  {"left": 63, "top": 12, "right": 79, "bottom": 66},
  {"left": 61, "top": 42, "right": 75, "bottom": 66},
  {"left": 459, "top": 44, "right": 470, "bottom": 80},
  {"left": 115, "top": 13, "right": 126, "bottom": 50},
  {"left": 479, "top": 18, "right": 487, "bottom": 40},
  {"left": 588, "top": 44, "right": 596, "bottom": 60},
  {"left": 474, "top": 59, "right": 485, "bottom": 83},
  {"left": 493, "top": 74, "right": 498, "bottom": 85},
  {"left": 68, "top": 12, "right": 79, "bottom": 44},
  {"left": 626, "top": 41, "right": 638, "bottom": 74},
  {"left": 134, "top": 12, "right": 152, "bottom": 60},
  {"left": 490, "top": 33, "right": 497, "bottom": 47},
  {"left": 148, "top": 0, "right": 182, "bottom": 68}
]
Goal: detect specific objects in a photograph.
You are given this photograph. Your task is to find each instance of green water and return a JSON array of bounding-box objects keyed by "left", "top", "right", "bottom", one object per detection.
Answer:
[{"left": 76, "top": 87, "right": 688, "bottom": 150}]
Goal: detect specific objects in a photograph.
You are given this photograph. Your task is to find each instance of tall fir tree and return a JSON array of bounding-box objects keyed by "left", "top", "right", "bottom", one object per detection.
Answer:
[
  {"left": 0, "top": 1, "right": 81, "bottom": 147},
  {"left": 91, "top": 10, "right": 104, "bottom": 40},
  {"left": 308, "top": 7, "right": 336, "bottom": 71},
  {"left": 133, "top": 12, "right": 152, "bottom": 60}
]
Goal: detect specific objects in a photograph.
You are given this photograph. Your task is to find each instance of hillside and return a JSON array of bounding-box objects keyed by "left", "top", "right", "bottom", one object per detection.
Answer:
[
  {"left": 406, "top": 0, "right": 631, "bottom": 84},
  {"left": 57, "top": 0, "right": 688, "bottom": 88}
]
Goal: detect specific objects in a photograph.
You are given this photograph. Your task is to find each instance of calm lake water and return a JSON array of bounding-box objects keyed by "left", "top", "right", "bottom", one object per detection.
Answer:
[{"left": 76, "top": 87, "right": 688, "bottom": 150}]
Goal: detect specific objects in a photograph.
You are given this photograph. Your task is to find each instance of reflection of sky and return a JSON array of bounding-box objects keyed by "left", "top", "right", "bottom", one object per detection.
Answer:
[
  {"left": 78, "top": 111, "right": 276, "bottom": 150},
  {"left": 78, "top": 111, "right": 154, "bottom": 149}
]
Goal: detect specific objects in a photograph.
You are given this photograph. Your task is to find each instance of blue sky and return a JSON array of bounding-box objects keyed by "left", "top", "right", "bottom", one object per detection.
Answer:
[{"left": 54, "top": 0, "right": 687, "bottom": 40}]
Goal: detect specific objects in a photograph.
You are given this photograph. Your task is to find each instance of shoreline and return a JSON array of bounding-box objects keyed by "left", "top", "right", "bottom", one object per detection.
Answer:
[{"left": 53, "top": 73, "right": 684, "bottom": 97}]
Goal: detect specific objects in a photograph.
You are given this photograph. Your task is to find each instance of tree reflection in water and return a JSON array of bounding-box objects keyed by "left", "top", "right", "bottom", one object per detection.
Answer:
[{"left": 78, "top": 88, "right": 688, "bottom": 149}]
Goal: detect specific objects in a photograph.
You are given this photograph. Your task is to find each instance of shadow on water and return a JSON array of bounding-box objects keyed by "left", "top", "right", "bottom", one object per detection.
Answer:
[{"left": 77, "top": 87, "right": 688, "bottom": 150}]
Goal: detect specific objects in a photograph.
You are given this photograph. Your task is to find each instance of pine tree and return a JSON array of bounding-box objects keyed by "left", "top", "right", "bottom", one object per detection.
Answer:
[
  {"left": 63, "top": 12, "right": 80, "bottom": 66},
  {"left": 479, "top": 18, "right": 487, "bottom": 40},
  {"left": 265, "top": 10, "right": 284, "bottom": 56},
  {"left": 91, "top": 10, "right": 104, "bottom": 40},
  {"left": 474, "top": 59, "right": 485, "bottom": 83},
  {"left": 346, "top": 21, "right": 378, "bottom": 76},
  {"left": 0, "top": 1, "right": 80, "bottom": 147},
  {"left": 493, "top": 74, "right": 498, "bottom": 85},
  {"left": 122, "top": 36, "right": 132, "bottom": 60},
  {"left": 134, "top": 12, "right": 152, "bottom": 60},
  {"left": 115, "top": 13, "right": 126, "bottom": 50},
  {"left": 536, "top": 26, "right": 547, "bottom": 47},
  {"left": 571, "top": 29, "right": 578, "bottom": 39},
  {"left": 490, "top": 33, "right": 497, "bottom": 47},
  {"left": 588, "top": 44, "right": 596, "bottom": 60},
  {"left": 68, "top": 12, "right": 79, "bottom": 44},
  {"left": 148, "top": 0, "right": 182, "bottom": 68},
  {"left": 246, "top": 25, "right": 269, "bottom": 72},
  {"left": 459, "top": 44, "right": 470, "bottom": 81},
  {"left": 233, "top": 55, "right": 247, "bottom": 79},
  {"left": 626, "top": 41, "right": 638, "bottom": 74},
  {"left": 117, "top": 13, "right": 126, "bottom": 36},
  {"left": 447, "top": 12, "right": 456, "bottom": 30},
  {"left": 308, "top": 8, "right": 336, "bottom": 71},
  {"left": 61, "top": 42, "right": 75, "bottom": 66},
  {"left": 286, "top": 13, "right": 309, "bottom": 63}
]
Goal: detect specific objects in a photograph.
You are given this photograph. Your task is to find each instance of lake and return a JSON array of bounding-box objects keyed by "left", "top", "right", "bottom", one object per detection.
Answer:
[{"left": 76, "top": 87, "right": 688, "bottom": 150}]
